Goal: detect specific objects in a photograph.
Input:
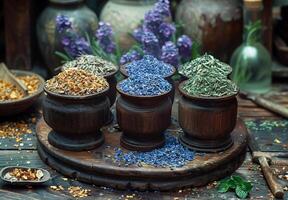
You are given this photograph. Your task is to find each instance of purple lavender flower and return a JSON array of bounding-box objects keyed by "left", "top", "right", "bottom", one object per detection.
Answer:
[
  {"left": 177, "top": 35, "right": 193, "bottom": 61},
  {"left": 95, "top": 22, "right": 116, "bottom": 54},
  {"left": 159, "top": 23, "right": 176, "bottom": 43},
  {"left": 155, "top": 0, "right": 171, "bottom": 17},
  {"left": 161, "top": 41, "right": 179, "bottom": 67},
  {"left": 141, "top": 31, "right": 160, "bottom": 58},
  {"left": 132, "top": 27, "right": 144, "bottom": 43},
  {"left": 56, "top": 15, "right": 72, "bottom": 33},
  {"left": 120, "top": 50, "right": 142, "bottom": 65},
  {"left": 61, "top": 35, "right": 92, "bottom": 58},
  {"left": 143, "top": 10, "right": 163, "bottom": 34}
]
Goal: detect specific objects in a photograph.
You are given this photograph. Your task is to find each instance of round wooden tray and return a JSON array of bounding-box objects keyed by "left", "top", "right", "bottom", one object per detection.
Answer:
[{"left": 36, "top": 118, "right": 248, "bottom": 191}]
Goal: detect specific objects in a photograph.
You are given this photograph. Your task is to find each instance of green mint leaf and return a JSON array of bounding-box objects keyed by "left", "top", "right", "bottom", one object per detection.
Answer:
[
  {"left": 236, "top": 186, "right": 249, "bottom": 199},
  {"left": 217, "top": 181, "right": 231, "bottom": 193}
]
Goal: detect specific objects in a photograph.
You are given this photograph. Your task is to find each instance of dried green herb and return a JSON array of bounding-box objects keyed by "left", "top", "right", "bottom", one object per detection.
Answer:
[
  {"left": 181, "top": 54, "right": 238, "bottom": 97},
  {"left": 179, "top": 54, "right": 232, "bottom": 78}
]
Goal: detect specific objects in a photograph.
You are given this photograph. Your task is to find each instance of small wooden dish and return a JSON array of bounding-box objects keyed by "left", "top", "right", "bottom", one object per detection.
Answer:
[
  {"left": 0, "top": 166, "right": 50, "bottom": 185},
  {"left": 0, "top": 70, "right": 45, "bottom": 117}
]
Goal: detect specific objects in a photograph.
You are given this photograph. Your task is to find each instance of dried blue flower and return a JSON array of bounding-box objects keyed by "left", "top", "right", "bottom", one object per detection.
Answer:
[
  {"left": 95, "top": 21, "right": 116, "bottom": 54},
  {"left": 177, "top": 35, "right": 193, "bottom": 61},
  {"left": 61, "top": 35, "right": 92, "bottom": 58},
  {"left": 161, "top": 41, "right": 179, "bottom": 67},
  {"left": 119, "top": 74, "right": 171, "bottom": 96},
  {"left": 141, "top": 31, "right": 160, "bottom": 58},
  {"left": 114, "top": 134, "right": 195, "bottom": 168},
  {"left": 56, "top": 15, "right": 72, "bottom": 33},
  {"left": 125, "top": 55, "right": 173, "bottom": 77},
  {"left": 120, "top": 50, "right": 142, "bottom": 65},
  {"left": 159, "top": 22, "right": 176, "bottom": 43}
]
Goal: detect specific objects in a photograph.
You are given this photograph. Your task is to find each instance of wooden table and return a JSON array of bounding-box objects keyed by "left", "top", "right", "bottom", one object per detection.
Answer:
[{"left": 0, "top": 87, "right": 287, "bottom": 200}]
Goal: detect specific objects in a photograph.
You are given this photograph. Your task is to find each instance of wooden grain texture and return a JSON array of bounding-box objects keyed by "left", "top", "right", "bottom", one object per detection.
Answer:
[
  {"left": 4, "top": 0, "right": 33, "bottom": 70},
  {"left": 36, "top": 118, "right": 247, "bottom": 191}
]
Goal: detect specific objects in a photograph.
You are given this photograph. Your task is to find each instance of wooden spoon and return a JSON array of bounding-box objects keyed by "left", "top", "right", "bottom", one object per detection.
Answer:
[{"left": 0, "top": 63, "right": 28, "bottom": 96}]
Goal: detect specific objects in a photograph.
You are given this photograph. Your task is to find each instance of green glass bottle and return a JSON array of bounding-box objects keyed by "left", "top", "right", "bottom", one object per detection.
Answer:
[{"left": 230, "top": 0, "right": 271, "bottom": 94}]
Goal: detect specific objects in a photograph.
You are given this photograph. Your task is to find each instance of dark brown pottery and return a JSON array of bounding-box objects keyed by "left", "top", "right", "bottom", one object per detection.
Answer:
[
  {"left": 0, "top": 70, "right": 45, "bottom": 117},
  {"left": 178, "top": 81, "right": 238, "bottom": 152},
  {"left": 119, "top": 64, "right": 176, "bottom": 103},
  {"left": 116, "top": 81, "right": 172, "bottom": 151},
  {"left": 42, "top": 87, "right": 110, "bottom": 151}
]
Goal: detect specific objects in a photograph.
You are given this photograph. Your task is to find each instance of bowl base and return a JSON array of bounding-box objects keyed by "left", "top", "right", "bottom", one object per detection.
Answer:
[
  {"left": 120, "top": 134, "right": 165, "bottom": 152},
  {"left": 179, "top": 132, "right": 233, "bottom": 153},
  {"left": 48, "top": 130, "right": 104, "bottom": 151}
]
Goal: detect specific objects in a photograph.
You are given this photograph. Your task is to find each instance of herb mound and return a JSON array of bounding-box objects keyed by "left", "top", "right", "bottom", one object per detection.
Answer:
[
  {"left": 181, "top": 54, "right": 238, "bottom": 97},
  {"left": 119, "top": 74, "right": 171, "bottom": 96},
  {"left": 45, "top": 68, "right": 108, "bottom": 96},
  {"left": 125, "top": 55, "right": 174, "bottom": 77},
  {"left": 63, "top": 55, "right": 117, "bottom": 76}
]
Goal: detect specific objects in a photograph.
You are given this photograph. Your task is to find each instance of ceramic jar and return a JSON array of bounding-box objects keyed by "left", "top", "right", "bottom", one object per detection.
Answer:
[
  {"left": 37, "top": 0, "right": 98, "bottom": 74},
  {"left": 116, "top": 82, "right": 172, "bottom": 151},
  {"left": 176, "top": 0, "right": 242, "bottom": 61},
  {"left": 42, "top": 87, "right": 110, "bottom": 151},
  {"left": 178, "top": 81, "right": 238, "bottom": 152},
  {"left": 100, "top": 0, "right": 156, "bottom": 50}
]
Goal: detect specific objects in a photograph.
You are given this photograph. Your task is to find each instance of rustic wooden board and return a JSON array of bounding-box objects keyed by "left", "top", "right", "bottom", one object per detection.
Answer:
[
  {"left": 36, "top": 118, "right": 248, "bottom": 191},
  {"left": 0, "top": 151, "right": 280, "bottom": 200}
]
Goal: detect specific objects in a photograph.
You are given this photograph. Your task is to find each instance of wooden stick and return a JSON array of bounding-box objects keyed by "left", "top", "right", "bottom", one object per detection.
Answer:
[
  {"left": 258, "top": 157, "right": 284, "bottom": 199},
  {"left": 248, "top": 131, "right": 284, "bottom": 199},
  {"left": 249, "top": 95, "right": 288, "bottom": 119}
]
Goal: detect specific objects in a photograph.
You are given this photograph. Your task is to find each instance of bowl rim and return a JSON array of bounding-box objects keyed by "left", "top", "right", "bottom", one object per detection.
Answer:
[
  {"left": 116, "top": 79, "right": 171, "bottom": 99},
  {"left": 0, "top": 70, "right": 45, "bottom": 105},
  {"left": 120, "top": 62, "right": 176, "bottom": 79},
  {"left": 44, "top": 84, "right": 110, "bottom": 100},
  {"left": 178, "top": 80, "right": 239, "bottom": 101}
]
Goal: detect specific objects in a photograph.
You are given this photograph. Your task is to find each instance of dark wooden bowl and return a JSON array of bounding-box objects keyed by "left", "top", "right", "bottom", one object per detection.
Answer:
[
  {"left": 119, "top": 64, "right": 176, "bottom": 103},
  {"left": 42, "top": 87, "right": 110, "bottom": 151},
  {"left": 0, "top": 166, "right": 50, "bottom": 186},
  {"left": 0, "top": 70, "right": 45, "bottom": 117},
  {"left": 178, "top": 81, "right": 238, "bottom": 152},
  {"left": 116, "top": 81, "right": 173, "bottom": 151}
]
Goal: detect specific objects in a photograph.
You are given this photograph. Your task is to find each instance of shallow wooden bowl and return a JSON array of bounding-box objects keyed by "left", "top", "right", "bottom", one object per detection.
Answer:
[
  {"left": 0, "top": 70, "right": 45, "bottom": 117},
  {"left": 0, "top": 166, "right": 50, "bottom": 186}
]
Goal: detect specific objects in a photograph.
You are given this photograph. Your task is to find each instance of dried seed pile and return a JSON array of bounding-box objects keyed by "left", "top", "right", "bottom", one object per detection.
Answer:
[
  {"left": 179, "top": 54, "right": 232, "bottom": 78},
  {"left": 119, "top": 74, "right": 171, "bottom": 96},
  {"left": 181, "top": 54, "right": 238, "bottom": 97},
  {"left": 68, "top": 186, "right": 91, "bottom": 198},
  {"left": 0, "top": 121, "right": 32, "bottom": 139},
  {"left": 63, "top": 55, "right": 117, "bottom": 76},
  {"left": 18, "top": 75, "right": 40, "bottom": 95},
  {"left": 114, "top": 134, "right": 195, "bottom": 168},
  {"left": 0, "top": 80, "right": 23, "bottom": 100},
  {"left": 0, "top": 75, "right": 40, "bottom": 101},
  {"left": 45, "top": 68, "right": 108, "bottom": 96},
  {"left": 3, "top": 168, "right": 44, "bottom": 181},
  {"left": 125, "top": 55, "right": 174, "bottom": 77}
]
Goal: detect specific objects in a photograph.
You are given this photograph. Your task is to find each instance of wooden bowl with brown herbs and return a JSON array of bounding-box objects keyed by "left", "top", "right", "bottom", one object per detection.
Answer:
[{"left": 0, "top": 70, "right": 45, "bottom": 117}]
